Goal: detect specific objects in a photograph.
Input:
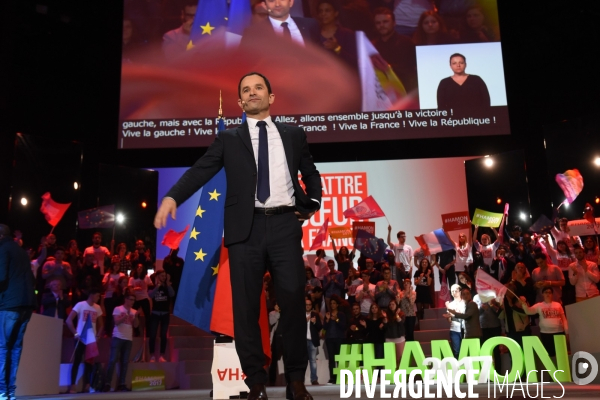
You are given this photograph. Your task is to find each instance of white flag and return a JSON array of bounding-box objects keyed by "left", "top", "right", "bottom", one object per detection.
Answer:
[
  {"left": 475, "top": 269, "right": 507, "bottom": 303},
  {"left": 356, "top": 31, "right": 393, "bottom": 111}
]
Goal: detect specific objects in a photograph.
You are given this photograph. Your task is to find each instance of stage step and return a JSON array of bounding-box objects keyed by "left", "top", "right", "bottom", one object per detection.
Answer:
[
  {"left": 171, "top": 335, "right": 215, "bottom": 349},
  {"left": 179, "top": 372, "right": 213, "bottom": 389},
  {"left": 171, "top": 347, "right": 214, "bottom": 362},
  {"left": 414, "top": 329, "right": 450, "bottom": 343},
  {"left": 423, "top": 308, "right": 448, "bottom": 319},
  {"left": 180, "top": 359, "right": 212, "bottom": 374},
  {"left": 419, "top": 318, "right": 450, "bottom": 330}
]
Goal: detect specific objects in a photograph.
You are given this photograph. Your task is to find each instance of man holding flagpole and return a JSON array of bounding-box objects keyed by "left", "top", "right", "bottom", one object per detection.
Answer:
[{"left": 155, "top": 72, "right": 321, "bottom": 400}]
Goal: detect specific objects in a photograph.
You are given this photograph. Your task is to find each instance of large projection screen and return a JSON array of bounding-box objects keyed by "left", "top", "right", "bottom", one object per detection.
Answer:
[{"left": 119, "top": 0, "right": 508, "bottom": 149}]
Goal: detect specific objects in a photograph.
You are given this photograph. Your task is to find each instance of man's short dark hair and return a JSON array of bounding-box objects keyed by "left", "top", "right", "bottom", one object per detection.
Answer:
[
  {"left": 396, "top": 231, "right": 405, "bottom": 238},
  {"left": 88, "top": 287, "right": 101, "bottom": 296},
  {"left": 55, "top": 246, "right": 66, "bottom": 253},
  {"left": 573, "top": 243, "right": 583, "bottom": 251},
  {"left": 449, "top": 53, "right": 466, "bottom": 63},
  {"left": 312, "top": 286, "right": 323, "bottom": 293},
  {"left": 373, "top": 7, "right": 395, "bottom": 23},
  {"left": 382, "top": 266, "right": 391, "bottom": 273},
  {"left": 542, "top": 286, "right": 554, "bottom": 294},
  {"left": 238, "top": 72, "right": 272, "bottom": 98},
  {"left": 93, "top": 232, "right": 102, "bottom": 238},
  {"left": 534, "top": 253, "right": 547, "bottom": 261}
]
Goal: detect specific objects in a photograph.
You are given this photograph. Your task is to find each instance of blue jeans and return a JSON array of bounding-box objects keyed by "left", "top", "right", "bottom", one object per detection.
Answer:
[
  {"left": 306, "top": 340, "right": 318, "bottom": 382},
  {"left": 0, "top": 308, "right": 33, "bottom": 398},
  {"left": 105, "top": 337, "right": 132, "bottom": 387},
  {"left": 449, "top": 330, "right": 462, "bottom": 359}
]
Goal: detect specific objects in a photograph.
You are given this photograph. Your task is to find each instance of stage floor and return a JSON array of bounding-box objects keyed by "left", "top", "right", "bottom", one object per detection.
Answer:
[{"left": 17, "top": 383, "right": 600, "bottom": 400}]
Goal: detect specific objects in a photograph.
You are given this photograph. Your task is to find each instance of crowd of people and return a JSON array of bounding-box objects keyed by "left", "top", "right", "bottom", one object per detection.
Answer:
[
  {"left": 266, "top": 217, "right": 599, "bottom": 384},
  {"left": 14, "top": 230, "right": 182, "bottom": 393},
  {"left": 123, "top": 0, "right": 500, "bottom": 94}
]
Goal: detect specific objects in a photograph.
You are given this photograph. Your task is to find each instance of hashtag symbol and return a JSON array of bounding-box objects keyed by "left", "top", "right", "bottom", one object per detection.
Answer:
[{"left": 334, "top": 343, "right": 363, "bottom": 384}]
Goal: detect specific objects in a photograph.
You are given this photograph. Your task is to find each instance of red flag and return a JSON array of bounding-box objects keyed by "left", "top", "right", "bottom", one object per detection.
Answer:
[
  {"left": 40, "top": 192, "right": 71, "bottom": 227},
  {"left": 161, "top": 225, "right": 190, "bottom": 249},
  {"left": 343, "top": 196, "right": 385, "bottom": 220},
  {"left": 210, "top": 241, "right": 271, "bottom": 365},
  {"left": 309, "top": 218, "right": 329, "bottom": 251}
]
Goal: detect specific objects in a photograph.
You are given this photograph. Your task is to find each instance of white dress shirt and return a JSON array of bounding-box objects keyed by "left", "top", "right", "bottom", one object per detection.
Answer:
[
  {"left": 268, "top": 15, "right": 304, "bottom": 46},
  {"left": 246, "top": 116, "right": 294, "bottom": 208}
]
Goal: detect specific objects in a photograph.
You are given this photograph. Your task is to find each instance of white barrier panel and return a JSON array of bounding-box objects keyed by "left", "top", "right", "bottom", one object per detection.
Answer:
[{"left": 212, "top": 340, "right": 249, "bottom": 399}]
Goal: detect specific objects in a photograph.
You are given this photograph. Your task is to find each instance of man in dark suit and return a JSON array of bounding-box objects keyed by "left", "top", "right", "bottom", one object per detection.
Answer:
[
  {"left": 241, "top": 0, "right": 320, "bottom": 48},
  {"left": 154, "top": 72, "right": 322, "bottom": 400},
  {"left": 0, "top": 224, "right": 37, "bottom": 400}
]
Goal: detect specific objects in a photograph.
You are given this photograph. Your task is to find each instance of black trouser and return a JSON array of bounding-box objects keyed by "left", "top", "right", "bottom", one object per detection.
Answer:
[
  {"left": 133, "top": 298, "right": 151, "bottom": 337},
  {"left": 148, "top": 312, "right": 170, "bottom": 354},
  {"left": 325, "top": 338, "right": 342, "bottom": 382},
  {"left": 228, "top": 212, "right": 307, "bottom": 387},
  {"left": 481, "top": 326, "right": 502, "bottom": 372},
  {"left": 540, "top": 332, "right": 564, "bottom": 357},
  {"left": 404, "top": 316, "right": 416, "bottom": 341},
  {"left": 71, "top": 341, "right": 92, "bottom": 386}
]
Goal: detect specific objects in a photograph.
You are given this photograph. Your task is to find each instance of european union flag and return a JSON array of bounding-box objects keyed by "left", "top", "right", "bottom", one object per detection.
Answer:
[
  {"left": 529, "top": 214, "right": 554, "bottom": 235},
  {"left": 174, "top": 167, "right": 227, "bottom": 333},
  {"left": 228, "top": 0, "right": 252, "bottom": 35},
  {"left": 188, "top": 0, "right": 228, "bottom": 48},
  {"left": 355, "top": 229, "right": 388, "bottom": 262}
]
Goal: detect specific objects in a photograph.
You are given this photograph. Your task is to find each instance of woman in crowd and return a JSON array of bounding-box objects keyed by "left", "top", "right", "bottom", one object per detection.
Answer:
[
  {"left": 305, "top": 267, "right": 322, "bottom": 295},
  {"left": 436, "top": 53, "right": 491, "bottom": 117},
  {"left": 399, "top": 279, "right": 417, "bottom": 341},
  {"left": 345, "top": 266, "right": 363, "bottom": 305},
  {"left": 112, "top": 275, "right": 130, "bottom": 308},
  {"left": 324, "top": 297, "right": 347, "bottom": 384},
  {"left": 316, "top": 0, "right": 358, "bottom": 70},
  {"left": 459, "top": 6, "right": 496, "bottom": 43},
  {"left": 383, "top": 299, "right": 405, "bottom": 360},
  {"left": 65, "top": 239, "right": 82, "bottom": 279},
  {"left": 365, "top": 303, "right": 386, "bottom": 359},
  {"left": 583, "top": 237, "right": 599, "bottom": 263},
  {"left": 473, "top": 226, "right": 501, "bottom": 268},
  {"left": 521, "top": 286, "right": 568, "bottom": 357},
  {"left": 414, "top": 258, "right": 433, "bottom": 320},
  {"left": 148, "top": 269, "right": 175, "bottom": 362},
  {"left": 443, "top": 284, "right": 464, "bottom": 358},
  {"left": 447, "top": 232, "right": 473, "bottom": 283},
  {"left": 458, "top": 272, "right": 476, "bottom": 297},
  {"left": 103, "top": 261, "right": 126, "bottom": 336},
  {"left": 112, "top": 243, "right": 132, "bottom": 275},
  {"left": 129, "top": 263, "right": 153, "bottom": 337},
  {"left": 545, "top": 238, "right": 576, "bottom": 305},
  {"left": 412, "top": 11, "right": 454, "bottom": 46},
  {"left": 332, "top": 237, "right": 356, "bottom": 280}
]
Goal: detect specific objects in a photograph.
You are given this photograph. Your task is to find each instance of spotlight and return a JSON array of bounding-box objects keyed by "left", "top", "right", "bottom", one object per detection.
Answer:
[
  {"left": 596, "top": 197, "right": 599, "bottom": 204},
  {"left": 20, "top": 197, "right": 27, "bottom": 206},
  {"left": 564, "top": 202, "right": 569, "bottom": 209},
  {"left": 496, "top": 198, "right": 502, "bottom": 204},
  {"left": 519, "top": 212, "right": 527, "bottom": 221},
  {"left": 141, "top": 201, "right": 147, "bottom": 208},
  {"left": 116, "top": 213, "right": 125, "bottom": 224},
  {"left": 74, "top": 182, "right": 79, "bottom": 190},
  {"left": 484, "top": 156, "right": 493, "bottom": 167},
  {"left": 594, "top": 157, "right": 600, "bottom": 166}
]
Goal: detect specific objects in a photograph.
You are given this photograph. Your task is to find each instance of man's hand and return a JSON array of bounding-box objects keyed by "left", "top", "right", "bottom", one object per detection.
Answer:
[
  {"left": 295, "top": 211, "right": 315, "bottom": 222},
  {"left": 154, "top": 198, "right": 177, "bottom": 229}
]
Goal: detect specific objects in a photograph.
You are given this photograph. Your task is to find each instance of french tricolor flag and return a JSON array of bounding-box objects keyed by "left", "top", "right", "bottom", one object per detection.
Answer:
[
  {"left": 80, "top": 313, "right": 99, "bottom": 361},
  {"left": 415, "top": 229, "right": 454, "bottom": 256}
]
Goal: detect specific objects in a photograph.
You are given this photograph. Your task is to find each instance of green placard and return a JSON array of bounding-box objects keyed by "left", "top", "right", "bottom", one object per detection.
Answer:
[
  {"left": 132, "top": 369, "right": 165, "bottom": 391},
  {"left": 472, "top": 208, "right": 503, "bottom": 228}
]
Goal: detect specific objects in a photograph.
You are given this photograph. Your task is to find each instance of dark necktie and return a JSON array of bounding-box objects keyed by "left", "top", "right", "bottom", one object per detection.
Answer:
[
  {"left": 281, "top": 22, "right": 292, "bottom": 40},
  {"left": 256, "top": 121, "right": 270, "bottom": 203}
]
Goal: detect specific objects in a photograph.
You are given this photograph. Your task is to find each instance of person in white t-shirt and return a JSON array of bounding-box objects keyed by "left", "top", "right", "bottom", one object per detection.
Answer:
[
  {"left": 521, "top": 286, "right": 568, "bottom": 357},
  {"left": 129, "top": 264, "right": 154, "bottom": 337},
  {"left": 104, "top": 288, "right": 139, "bottom": 392},
  {"left": 66, "top": 289, "right": 103, "bottom": 394},
  {"left": 83, "top": 232, "right": 110, "bottom": 275},
  {"left": 473, "top": 225, "right": 500, "bottom": 268},
  {"left": 443, "top": 284, "right": 465, "bottom": 358},
  {"left": 551, "top": 218, "right": 581, "bottom": 250},
  {"left": 355, "top": 270, "right": 376, "bottom": 316},
  {"left": 387, "top": 226, "right": 414, "bottom": 279}
]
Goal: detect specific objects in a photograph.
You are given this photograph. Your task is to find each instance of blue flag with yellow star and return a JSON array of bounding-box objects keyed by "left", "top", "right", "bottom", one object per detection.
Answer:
[
  {"left": 188, "top": 0, "right": 228, "bottom": 48},
  {"left": 174, "top": 167, "right": 227, "bottom": 332}
]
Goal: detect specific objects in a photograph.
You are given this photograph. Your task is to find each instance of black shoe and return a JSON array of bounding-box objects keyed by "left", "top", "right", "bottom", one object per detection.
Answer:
[
  {"left": 311, "top": 380, "right": 319, "bottom": 385},
  {"left": 117, "top": 384, "right": 129, "bottom": 392},
  {"left": 102, "top": 384, "right": 111, "bottom": 392},
  {"left": 248, "top": 383, "right": 268, "bottom": 400},
  {"left": 286, "top": 381, "right": 313, "bottom": 400}
]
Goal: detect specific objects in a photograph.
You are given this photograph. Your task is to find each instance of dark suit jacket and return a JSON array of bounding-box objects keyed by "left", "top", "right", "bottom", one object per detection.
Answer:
[
  {"left": 41, "top": 291, "right": 71, "bottom": 320},
  {"left": 0, "top": 238, "right": 37, "bottom": 310},
  {"left": 240, "top": 17, "right": 320, "bottom": 48},
  {"left": 308, "top": 310, "right": 322, "bottom": 347},
  {"left": 166, "top": 122, "right": 322, "bottom": 247}
]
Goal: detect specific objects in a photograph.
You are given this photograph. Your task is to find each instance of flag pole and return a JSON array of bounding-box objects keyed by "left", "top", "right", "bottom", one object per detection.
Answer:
[{"left": 49, "top": 226, "right": 55, "bottom": 235}]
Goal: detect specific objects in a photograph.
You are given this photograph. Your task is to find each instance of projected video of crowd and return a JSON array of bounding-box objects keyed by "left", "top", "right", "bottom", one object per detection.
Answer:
[{"left": 119, "top": 0, "right": 508, "bottom": 149}]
